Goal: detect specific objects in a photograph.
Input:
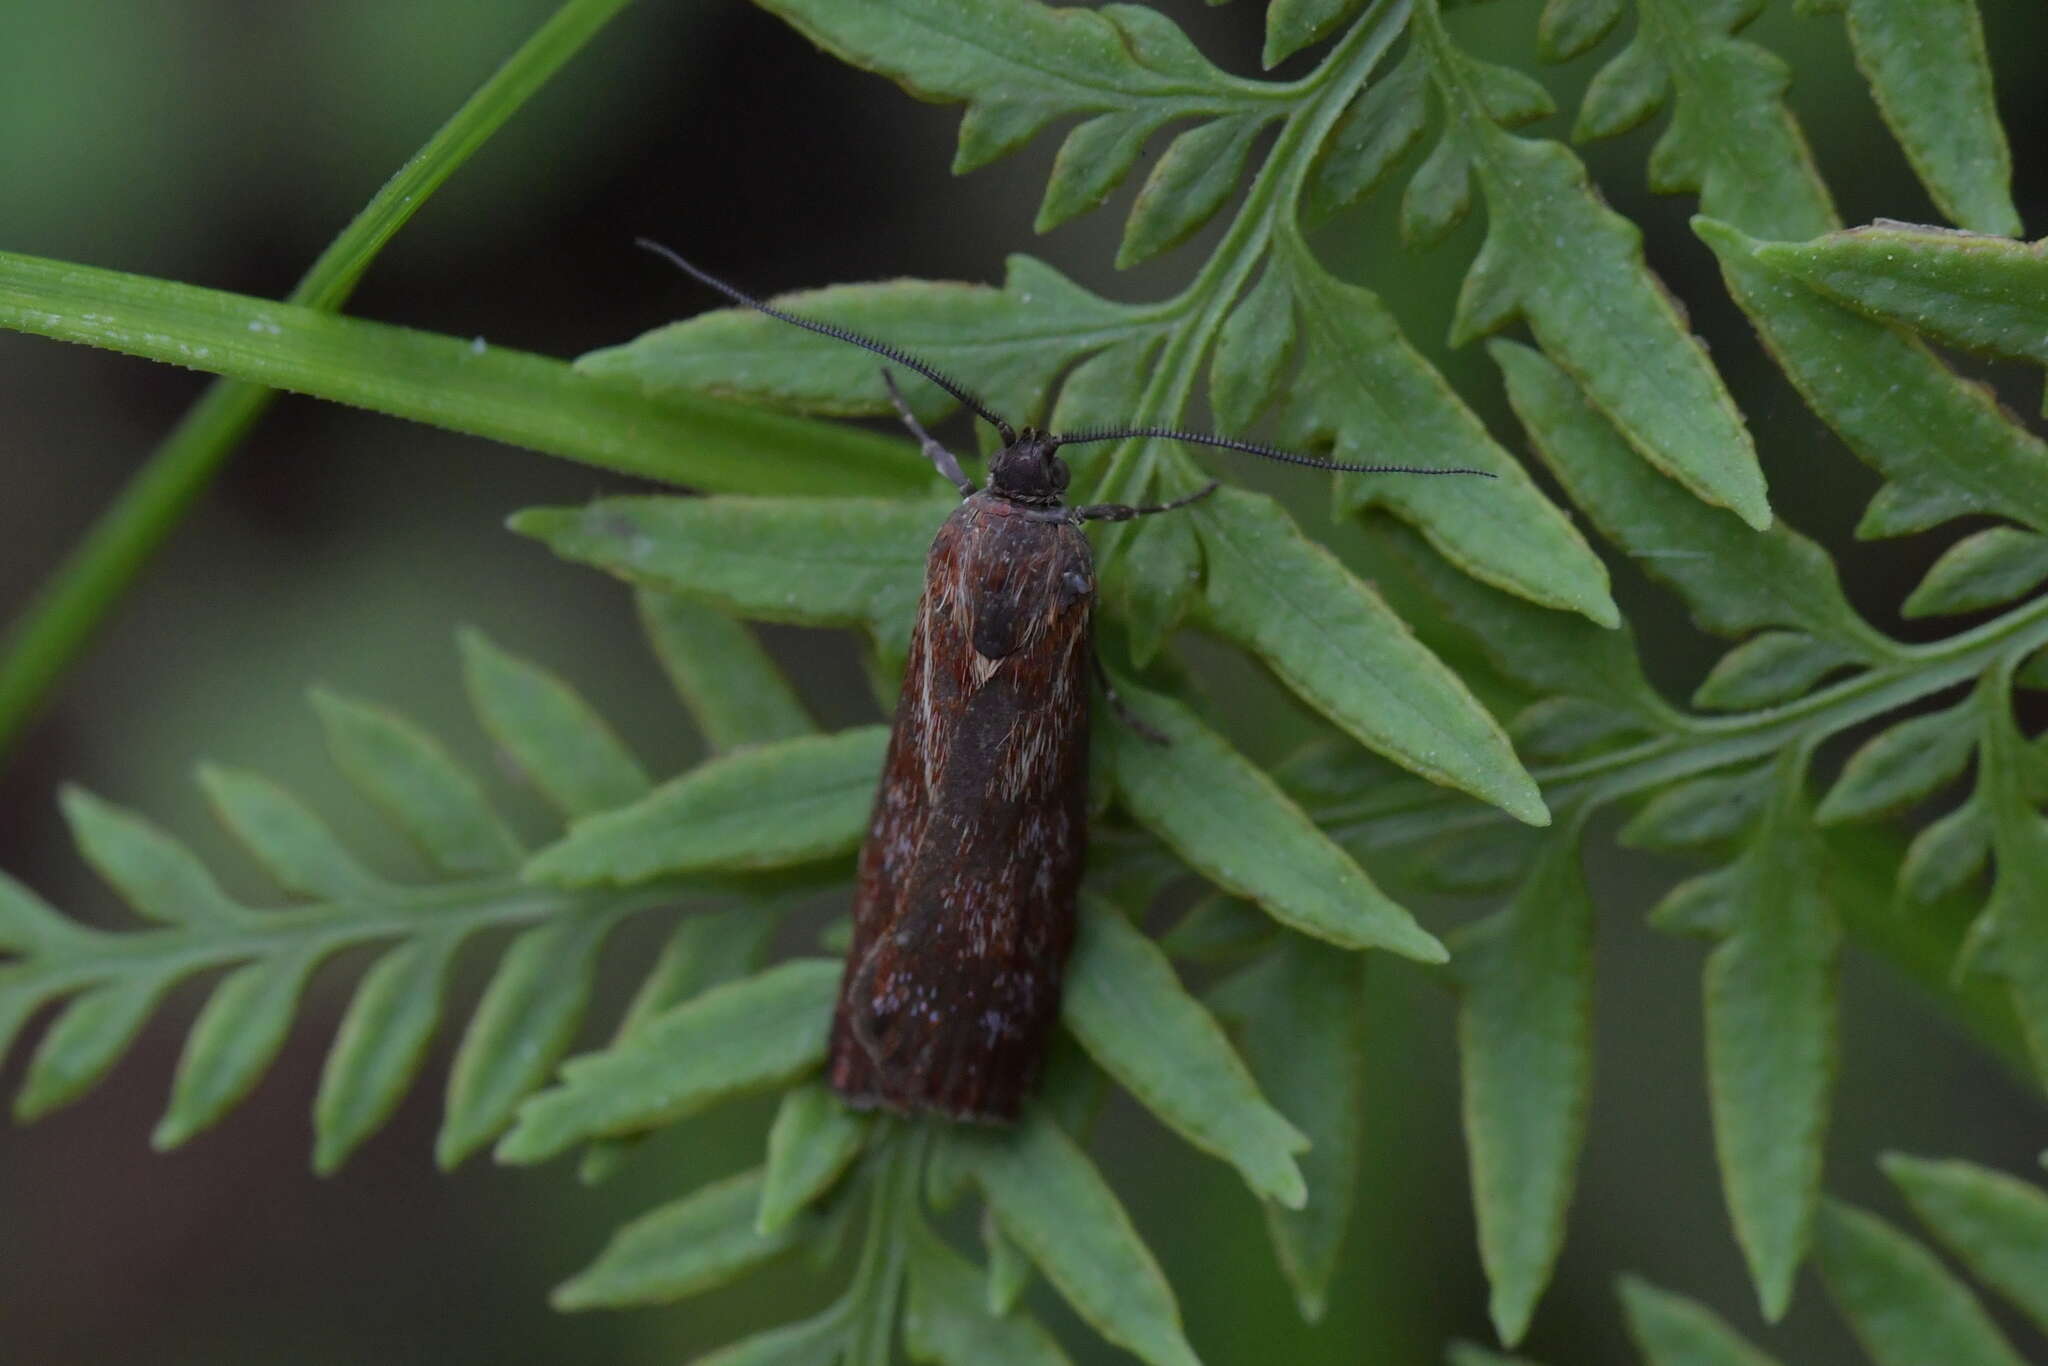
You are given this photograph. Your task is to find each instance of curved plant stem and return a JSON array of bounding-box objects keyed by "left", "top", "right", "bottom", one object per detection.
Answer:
[
  {"left": 843, "top": 1124, "right": 926, "bottom": 1366},
  {"left": 0, "top": 0, "right": 635, "bottom": 758}
]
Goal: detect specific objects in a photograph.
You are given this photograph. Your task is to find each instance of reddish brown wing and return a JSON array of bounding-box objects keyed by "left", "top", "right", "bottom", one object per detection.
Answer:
[{"left": 827, "top": 493, "right": 1093, "bottom": 1121}]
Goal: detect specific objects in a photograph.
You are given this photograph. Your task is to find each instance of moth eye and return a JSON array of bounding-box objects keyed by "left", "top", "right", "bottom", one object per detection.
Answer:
[{"left": 1051, "top": 461, "right": 1069, "bottom": 490}]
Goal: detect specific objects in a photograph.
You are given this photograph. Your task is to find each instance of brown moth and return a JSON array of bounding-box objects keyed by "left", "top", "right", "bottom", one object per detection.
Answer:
[{"left": 640, "top": 242, "right": 1488, "bottom": 1122}]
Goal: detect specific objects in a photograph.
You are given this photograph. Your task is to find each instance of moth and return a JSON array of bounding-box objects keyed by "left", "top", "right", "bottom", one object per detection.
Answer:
[{"left": 641, "top": 242, "right": 1485, "bottom": 1121}]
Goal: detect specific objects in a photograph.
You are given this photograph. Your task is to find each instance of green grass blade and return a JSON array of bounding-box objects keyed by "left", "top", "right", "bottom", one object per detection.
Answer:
[
  {"left": 0, "top": 250, "right": 926, "bottom": 497},
  {"left": 0, "top": 0, "right": 637, "bottom": 756}
]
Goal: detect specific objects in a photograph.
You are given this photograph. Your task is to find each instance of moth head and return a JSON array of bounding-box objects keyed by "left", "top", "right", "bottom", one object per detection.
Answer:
[{"left": 988, "top": 428, "right": 1070, "bottom": 505}]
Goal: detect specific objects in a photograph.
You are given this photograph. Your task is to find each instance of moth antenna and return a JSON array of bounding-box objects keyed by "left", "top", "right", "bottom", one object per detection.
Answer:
[
  {"left": 634, "top": 238, "right": 1018, "bottom": 443},
  {"left": 1052, "top": 424, "right": 1497, "bottom": 478}
]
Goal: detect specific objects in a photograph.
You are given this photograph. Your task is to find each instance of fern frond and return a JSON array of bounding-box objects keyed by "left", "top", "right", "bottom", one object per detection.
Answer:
[{"left": 0, "top": 626, "right": 814, "bottom": 1174}]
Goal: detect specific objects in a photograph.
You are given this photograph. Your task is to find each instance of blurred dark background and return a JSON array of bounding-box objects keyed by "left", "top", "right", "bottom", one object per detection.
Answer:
[{"left": 1, "top": 2, "right": 2044, "bottom": 1362}]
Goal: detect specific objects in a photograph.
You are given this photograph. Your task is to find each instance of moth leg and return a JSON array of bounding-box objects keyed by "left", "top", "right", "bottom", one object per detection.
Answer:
[
  {"left": 1093, "top": 652, "right": 1168, "bottom": 746},
  {"left": 1071, "top": 480, "right": 1220, "bottom": 523},
  {"left": 883, "top": 368, "right": 975, "bottom": 497}
]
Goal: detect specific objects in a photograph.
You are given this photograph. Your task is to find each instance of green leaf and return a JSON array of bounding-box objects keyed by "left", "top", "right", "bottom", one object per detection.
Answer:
[
  {"left": 905, "top": 1229, "right": 1073, "bottom": 1366},
  {"left": 1464, "top": 54, "right": 1557, "bottom": 127},
  {"left": 1209, "top": 264, "right": 1295, "bottom": 433},
  {"left": 155, "top": 948, "right": 320, "bottom": 1149},
  {"left": 458, "top": 629, "right": 649, "bottom": 818},
  {"left": 1304, "top": 46, "right": 1427, "bottom": 222},
  {"left": 1413, "top": 4, "right": 1770, "bottom": 530},
  {"left": 1062, "top": 900, "right": 1308, "bottom": 1207},
  {"left": 1278, "top": 243, "right": 1617, "bottom": 627},
  {"left": 1491, "top": 339, "right": 1878, "bottom": 653},
  {"left": 1696, "top": 220, "right": 2048, "bottom": 536},
  {"left": 1538, "top": 0, "right": 1626, "bottom": 62},
  {"left": 525, "top": 726, "right": 885, "bottom": 886},
  {"left": 1109, "top": 681, "right": 1446, "bottom": 961},
  {"left": 514, "top": 496, "right": 940, "bottom": 668},
  {"left": 1446, "top": 1345, "right": 1549, "bottom": 1366},
  {"left": 312, "top": 690, "right": 522, "bottom": 876},
  {"left": 16, "top": 973, "right": 175, "bottom": 1119},
  {"left": 1699, "top": 785, "right": 1841, "bottom": 1320},
  {"left": 1159, "top": 896, "right": 1276, "bottom": 961},
  {"left": 1815, "top": 702, "right": 1976, "bottom": 825},
  {"left": 1263, "top": 0, "right": 1365, "bottom": 67},
  {"left": 1616, "top": 0, "right": 1837, "bottom": 242},
  {"left": 1620, "top": 767, "right": 1771, "bottom": 853},
  {"left": 1378, "top": 521, "right": 1660, "bottom": 716},
  {"left": 0, "top": 870, "right": 70, "bottom": 954},
  {"left": 693, "top": 1314, "right": 849, "bottom": 1366},
  {"left": 1197, "top": 489, "right": 1547, "bottom": 823},
  {"left": 0, "top": 249, "right": 927, "bottom": 497},
  {"left": 1510, "top": 697, "right": 1650, "bottom": 762},
  {"left": 1815, "top": 1199, "right": 2025, "bottom": 1366},
  {"left": 1966, "top": 695, "right": 2048, "bottom": 1084},
  {"left": 553, "top": 1169, "right": 812, "bottom": 1310},
  {"left": 751, "top": 0, "right": 1238, "bottom": 175},
  {"left": 1903, "top": 527, "right": 2048, "bottom": 619},
  {"left": 197, "top": 765, "right": 383, "bottom": 901},
  {"left": 497, "top": 959, "right": 839, "bottom": 1164},
  {"left": 1208, "top": 934, "right": 1366, "bottom": 1322},
  {"left": 1898, "top": 800, "right": 1990, "bottom": 904},
  {"left": 1053, "top": 338, "right": 1194, "bottom": 667},
  {"left": 981, "top": 1206, "right": 1034, "bottom": 1315},
  {"left": 1802, "top": 0, "right": 2020, "bottom": 235},
  {"left": 314, "top": 932, "right": 461, "bottom": 1175},
  {"left": 1754, "top": 225, "right": 2047, "bottom": 374},
  {"left": 1409, "top": 822, "right": 1546, "bottom": 894},
  {"left": 1119, "top": 114, "right": 1269, "bottom": 268},
  {"left": 581, "top": 905, "right": 790, "bottom": 1184},
  {"left": 1575, "top": 38, "right": 1667, "bottom": 142},
  {"left": 1883, "top": 1153, "right": 2048, "bottom": 1335},
  {"left": 438, "top": 903, "right": 625, "bottom": 1167},
  {"left": 962, "top": 1112, "right": 1201, "bottom": 1366},
  {"left": 1400, "top": 133, "right": 1473, "bottom": 247},
  {"left": 1691, "top": 632, "right": 1856, "bottom": 711},
  {"left": 1617, "top": 1276, "right": 1786, "bottom": 1366},
  {"left": 60, "top": 787, "right": 244, "bottom": 927},
  {"left": 615, "top": 907, "right": 789, "bottom": 1045},
  {"left": 582, "top": 251, "right": 1150, "bottom": 431},
  {"left": 1450, "top": 833, "right": 1594, "bottom": 1345},
  {"left": 1037, "top": 109, "right": 1166, "bottom": 234},
  {"left": 758, "top": 1083, "right": 869, "bottom": 1234},
  {"left": 635, "top": 590, "right": 816, "bottom": 753},
  {"left": 1098, "top": 476, "right": 1204, "bottom": 669}
]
